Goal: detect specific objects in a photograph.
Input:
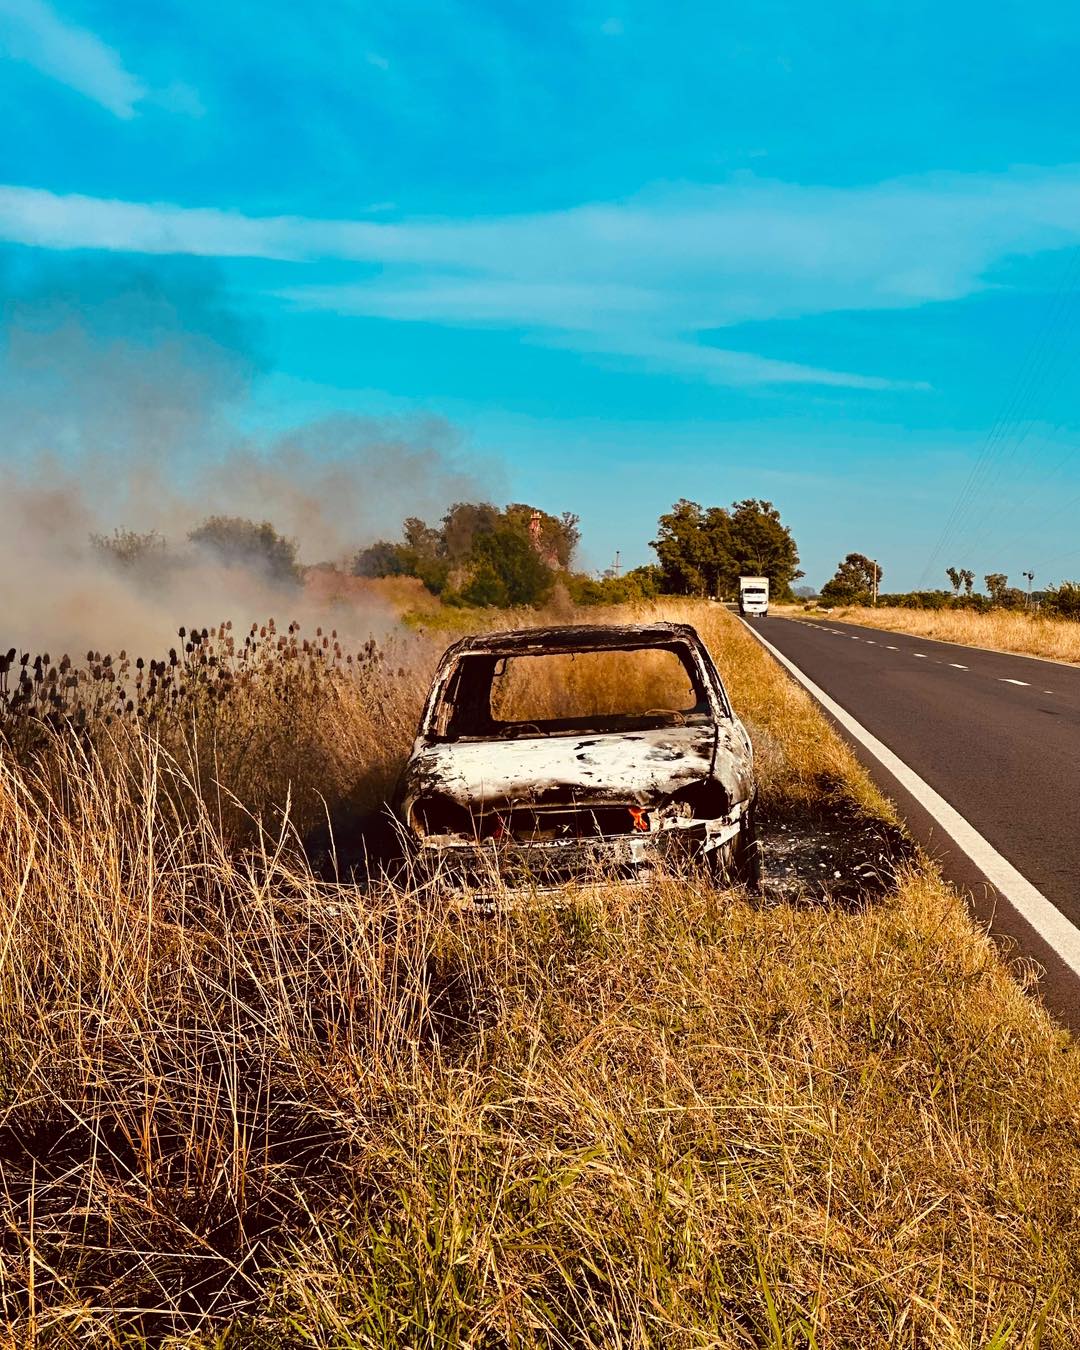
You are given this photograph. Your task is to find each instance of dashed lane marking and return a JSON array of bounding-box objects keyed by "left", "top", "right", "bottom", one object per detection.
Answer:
[
  {"left": 950, "top": 663, "right": 968, "bottom": 670},
  {"left": 741, "top": 620, "right": 1080, "bottom": 985},
  {"left": 1001, "top": 679, "right": 1030, "bottom": 686},
  {"left": 913, "top": 653, "right": 927, "bottom": 658}
]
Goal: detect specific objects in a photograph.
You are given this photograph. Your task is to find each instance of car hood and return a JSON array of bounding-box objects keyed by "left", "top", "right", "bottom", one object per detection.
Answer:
[{"left": 402, "top": 721, "right": 752, "bottom": 810}]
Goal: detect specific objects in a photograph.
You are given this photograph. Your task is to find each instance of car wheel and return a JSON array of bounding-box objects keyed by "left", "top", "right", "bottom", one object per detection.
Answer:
[
  {"left": 706, "top": 802, "right": 762, "bottom": 891},
  {"left": 732, "top": 804, "right": 762, "bottom": 890}
]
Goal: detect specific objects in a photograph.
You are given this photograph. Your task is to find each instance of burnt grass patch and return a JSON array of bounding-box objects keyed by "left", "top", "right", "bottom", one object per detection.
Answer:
[
  {"left": 307, "top": 765, "right": 919, "bottom": 911},
  {"left": 758, "top": 777, "right": 917, "bottom": 907}
]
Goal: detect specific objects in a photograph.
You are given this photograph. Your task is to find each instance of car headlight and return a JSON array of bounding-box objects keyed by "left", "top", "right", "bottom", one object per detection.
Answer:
[{"left": 410, "top": 795, "right": 473, "bottom": 839}]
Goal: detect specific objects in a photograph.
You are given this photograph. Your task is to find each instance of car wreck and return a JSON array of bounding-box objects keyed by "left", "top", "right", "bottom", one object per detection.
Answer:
[{"left": 397, "top": 622, "right": 758, "bottom": 898}]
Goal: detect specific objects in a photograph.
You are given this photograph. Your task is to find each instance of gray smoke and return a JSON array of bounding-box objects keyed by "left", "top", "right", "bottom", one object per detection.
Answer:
[{"left": 0, "top": 250, "right": 495, "bottom": 655}]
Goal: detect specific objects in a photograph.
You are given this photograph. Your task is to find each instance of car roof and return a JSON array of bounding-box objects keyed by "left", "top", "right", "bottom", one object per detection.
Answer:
[{"left": 446, "top": 621, "right": 705, "bottom": 657}]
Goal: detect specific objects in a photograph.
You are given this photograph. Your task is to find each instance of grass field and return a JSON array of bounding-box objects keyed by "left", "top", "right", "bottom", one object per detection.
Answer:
[
  {"left": 784, "top": 602, "right": 1080, "bottom": 665},
  {"left": 1, "top": 601, "right": 1079, "bottom": 1347}
]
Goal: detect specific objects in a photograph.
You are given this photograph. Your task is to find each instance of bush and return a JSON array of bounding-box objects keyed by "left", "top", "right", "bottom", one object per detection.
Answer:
[
  {"left": 566, "top": 566, "right": 663, "bottom": 607},
  {"left": 1044, "top": 582, "right": 1080, "bottom": 619},
  {"left": 189, "top": 516, "right": 301, "bottom": 586}
]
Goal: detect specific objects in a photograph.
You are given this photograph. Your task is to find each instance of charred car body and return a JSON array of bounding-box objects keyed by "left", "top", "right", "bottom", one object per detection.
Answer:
[{"left": 397, "top": 622, "right": 757, "bottom": 896}]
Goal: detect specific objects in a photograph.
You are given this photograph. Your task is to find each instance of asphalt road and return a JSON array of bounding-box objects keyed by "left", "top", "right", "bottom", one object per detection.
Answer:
[{"left": 752, "top": 615, "right": 1080, "bottom": 1023}]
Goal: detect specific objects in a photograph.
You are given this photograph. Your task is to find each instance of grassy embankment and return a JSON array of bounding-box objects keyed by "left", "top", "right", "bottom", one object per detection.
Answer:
[
  {"left": 1, "top": 601, "right": 1079, "bottom": 1347},
  {"left": 781, "top": 602, "right": 1080, "bottom": 665}
]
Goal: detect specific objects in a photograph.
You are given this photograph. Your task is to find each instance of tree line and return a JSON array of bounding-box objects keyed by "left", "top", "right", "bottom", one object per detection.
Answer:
[
  {"left": 92, "top": 496, "right": 808, "bottom": 612},
  {"left": 354, "top": 503, "right": 583, "bottom": 608},
  {"left": 814, "top": 552, "right": 1080, "bottom": 619},
  {"left": 650, "top": 498, "right": 802, "bottom": 599}
]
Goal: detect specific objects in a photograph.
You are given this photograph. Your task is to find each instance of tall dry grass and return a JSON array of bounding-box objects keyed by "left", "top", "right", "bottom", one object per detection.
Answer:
[
  {"left": 788, "top": 603, "right": 1080, "bottom": 665},
  {"left": 491, "top": 647, "right": 698, "bottom": 722},
  {"left": 0, "top": 602, "right": 1078, "bottom": 1346}
]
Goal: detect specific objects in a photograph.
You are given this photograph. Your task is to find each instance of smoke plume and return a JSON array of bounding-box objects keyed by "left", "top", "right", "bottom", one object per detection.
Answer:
[{"left": 0, "top": 249, "right": 495, "bottom": 654}]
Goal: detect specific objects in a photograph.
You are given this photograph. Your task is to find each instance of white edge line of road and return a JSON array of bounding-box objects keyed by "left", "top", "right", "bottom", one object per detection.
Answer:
[{"left": 742, "top": 619, "right": 1080, "bottom": 980}]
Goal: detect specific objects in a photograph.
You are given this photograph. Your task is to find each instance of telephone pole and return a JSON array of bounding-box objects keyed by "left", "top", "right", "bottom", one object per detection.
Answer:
[
  {"left": 872, "top": 559, "right": 879, "bottom": 606},
  {"left": 1023, "top": 570, "right": 1034, "bottom": 609}
]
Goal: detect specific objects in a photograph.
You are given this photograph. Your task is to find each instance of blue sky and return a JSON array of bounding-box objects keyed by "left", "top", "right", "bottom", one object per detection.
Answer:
[{"left": 4, "top": 0, "right": 1080, "bottom": 588}]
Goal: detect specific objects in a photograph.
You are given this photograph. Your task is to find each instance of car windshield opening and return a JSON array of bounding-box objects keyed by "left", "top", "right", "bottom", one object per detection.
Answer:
[{"left": 434, "top": 644, "right": 710, "bottom": 739}]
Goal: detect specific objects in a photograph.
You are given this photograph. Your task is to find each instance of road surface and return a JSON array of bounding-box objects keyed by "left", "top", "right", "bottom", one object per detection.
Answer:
[{"left": 749, "top": 615, "right": 1080, "bottom": 1025}]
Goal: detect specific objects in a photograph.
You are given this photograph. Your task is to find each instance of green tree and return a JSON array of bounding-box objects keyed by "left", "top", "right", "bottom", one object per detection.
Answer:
[
  {"left": 726, "top": 499, "right": 802, "bottom": 599},
  {"left": 566, "top": 564, "right": 663, "bottom": 607},
  {"left": 652, "top": 500, "right": 711, "bottom": 595},
  {"left": 653, "top": 498, "right": 802, "bottom": 598},
  {"left": 353, "top": 539, "right": 409, "bottom": 578},
  {"left": 1043, "top": 581, "right": 1080, "bottom": 619},
  {"left": 352, "top": 500, "right": 573, "bottom": 606},
  {"left": 946, "top": 567, "right": 961, "bottom": 595},
  {"left": 189, "top": 516, "right": 301, "bottom": 585},
  {"left": 460, "top": 560, "right": 510, "bottom": 608},
  {"left": 820, "top": 553, "right": 882, "bottom": 605},
  {"left": 651, "top": 501, "right": 737, "bottom": 596},
  {"left": 440, "top": 503, "right": 502, "bottom": 563},
  {"left": 468, "top": 526, "right": 553, "bottom": 607},
  {"left": 91, "top": 529, "right": 168, "bottom": 575},
  {"left": 984, "top": 573, "right": 1008, "bottom": 604}
]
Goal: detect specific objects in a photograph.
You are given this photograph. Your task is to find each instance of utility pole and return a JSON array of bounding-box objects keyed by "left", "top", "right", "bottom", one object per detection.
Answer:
[
  {"left": 613, "top": 550, "right": 621, "bottom": 579},
  {"left": 1023, "top": 570, "right": 1034, "bottom": 609},
  {"left": 872, "top": 559, "right": 879, "bottom": 607}
]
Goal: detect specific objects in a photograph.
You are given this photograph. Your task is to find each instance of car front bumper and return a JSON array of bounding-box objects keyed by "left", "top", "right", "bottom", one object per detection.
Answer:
[{"left": 409, "top": 806, "right": 749, "bottom": 901}]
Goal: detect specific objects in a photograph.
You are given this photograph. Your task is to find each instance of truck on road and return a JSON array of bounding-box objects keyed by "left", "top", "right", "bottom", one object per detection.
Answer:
[{"left": 738, "top": 576, "right": 769, "bottom": 617}]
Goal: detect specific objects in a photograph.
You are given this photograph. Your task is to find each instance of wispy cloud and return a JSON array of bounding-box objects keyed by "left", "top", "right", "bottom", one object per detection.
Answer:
[
  {"left": 4, "top": 166, "right": 1080, "bottom": 386},
  {"left": 0, "top": 0, "right": 146, "bottom": 117}
]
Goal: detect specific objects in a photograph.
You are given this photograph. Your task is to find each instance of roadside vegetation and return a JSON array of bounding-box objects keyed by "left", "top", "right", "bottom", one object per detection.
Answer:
[
  {"left": 2, "top": 598, "right": 1080, "bottom": 1346},
  {"left": 354, "top": 496, "right": 803, "bottom": 610},
  {"left": 793, "top": 551, "right": 1080, "bottom": 662},
  {"left": 788, "top": 602, "right": 1080, "bottom": 665}
]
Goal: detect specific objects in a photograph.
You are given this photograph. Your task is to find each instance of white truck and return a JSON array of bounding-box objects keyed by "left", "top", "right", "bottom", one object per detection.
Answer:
[{"left": 738, "top": 576, "right": 769, "bottom": 617}]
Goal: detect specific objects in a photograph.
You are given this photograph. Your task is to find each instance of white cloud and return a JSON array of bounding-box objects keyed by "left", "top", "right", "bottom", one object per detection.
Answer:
[
  {"left": 0, "top": 186, "right": 296, "bottom": 255},
  {"left": 5, "top": 166, "right": 1080, "bottom": 386},
  {"left": 560, "top": 332, "right": 932, "bottom": 392},
  {"left": 0, "top": 0, "right": 146, "bottom": 117}
]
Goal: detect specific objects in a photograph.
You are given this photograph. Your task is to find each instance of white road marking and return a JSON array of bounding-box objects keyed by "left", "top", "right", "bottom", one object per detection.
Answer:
[
  {"left": 866, "top": 640, "right": 877, "bottom": 644},
  {"left": 886, "top": 645, "right": 898, "bottom": 650},
  {"left": 1001, "top": 678, "right": 1030, "bottom": 686},
  {"left": 742, "top": 620, "right": 1080, "bottom": 984},
  {"left": 950, "top": 663, "right": 968, "bottom": 670},
  {"left": 913, "top": 653, "right": 927, "bottom": 658}
]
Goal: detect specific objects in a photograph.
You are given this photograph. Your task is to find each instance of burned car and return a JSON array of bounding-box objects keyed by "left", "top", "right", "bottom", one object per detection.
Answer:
[{"left": 397, "top": 622, "right": 757, "bottom": 896}]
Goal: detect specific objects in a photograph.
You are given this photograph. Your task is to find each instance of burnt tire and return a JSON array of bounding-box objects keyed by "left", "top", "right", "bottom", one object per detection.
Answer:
[
  {"left": 707, "top": 803, "right": 761, "bottom": 891},
  {"left": 732, "top": 804, "right": 762, "bottom": 891}
]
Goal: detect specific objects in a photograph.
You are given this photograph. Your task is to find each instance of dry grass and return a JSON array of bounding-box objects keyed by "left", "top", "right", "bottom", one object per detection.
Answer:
[
  {"left": 491, "top": 647, "right": 698, "bottom": 722},
  {"left": 1, "top": 601, "right": 1079, "bottom": 1346},
  {"left": 785, "top": 603, "right": 1080, "bottom": 665}
]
